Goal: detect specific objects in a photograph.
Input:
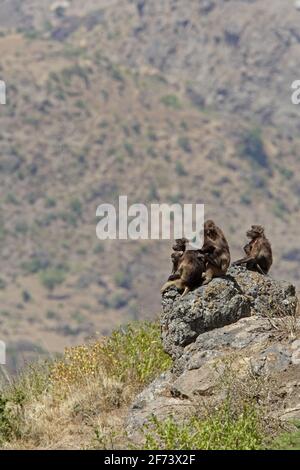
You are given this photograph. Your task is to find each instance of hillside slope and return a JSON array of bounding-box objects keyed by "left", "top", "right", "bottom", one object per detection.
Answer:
[{"left": 0, "top": 0, "right": 300, "bottom": 369}]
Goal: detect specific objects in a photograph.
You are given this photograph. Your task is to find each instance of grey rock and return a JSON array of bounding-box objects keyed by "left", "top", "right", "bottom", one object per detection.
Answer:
[
  {"left": 161, "top": 266, "right": 297, "bottom": 359},
  {"left": 291, "top": 339, "right": 300, "bottom": 365},
  {"left": 127, "top": 268, "right": 299, "bottom": 438}
]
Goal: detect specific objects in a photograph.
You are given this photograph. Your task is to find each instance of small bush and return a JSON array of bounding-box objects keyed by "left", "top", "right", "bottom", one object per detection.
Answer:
[
  {"left": 0, "top": 362, "right": 50, "bottom": 444},
  {"left": 240, "top": 193, "right": 252, "bottom": 205},
  {"left": 124, "top": 142, "right": 134, "bottom": 157},
  {"left": 22, "top": 290, "right": 31, "bottom": 303},
  {"left": 70, "top": 198, "right": 82, "bottom": 217},
  {"left": 110, "top": 64, "right": 124, "bottom": 82},
  {"left": 240, "top": 128, "right": 269, "bottom": 169},
  {"left": 161, "top": 95, "right": 182, "bottom": 109},
  {"left": 50, "top": 322, "right": 171, "bottom": 393},
  {"left": 21, "top": 256, "right": 50, "bottom": 274},
  {"left": 114, "top": 270, "right": 132, "bottom": 289},
  {"left": 44, "top": 197, "right": 57, "bottom": 208},
  {"left": 175, "top": 161, "right": 187, "bottom": 176},
  {"left": 177, "top": 136, "right": 192, "bottom": 153},
  {"left": 40, "top": 268, "right": 66, "bottom": 292},
  {"left": 94, "top": 244, "right": 104, "bottom": 254},
  {"left": 108, "top": 292, "right": 128, "bottom": 309},
  {"left": 271, "top": 421, "right": 300, "bottom": 450},
  {"left": 140, "top": 399, "right": 264, "bottom": 450},
  {"left": 15, "top": 221, "right": 28, "bottom": 235},
  {"left": 0, "top": 395, "right": 21, "bottom": 444}
]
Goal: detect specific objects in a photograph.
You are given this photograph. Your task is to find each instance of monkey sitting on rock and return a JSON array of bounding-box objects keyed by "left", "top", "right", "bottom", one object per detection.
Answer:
[
  {"left": 232, "top": 225, "right": 273, "bottom": 275},
  {"left": 161, "top": 219, "right": 231, "bottom": 295},
  {"left": 198, "top": 220, "right": 231, "bottom": 285},
  {"left": 161, "top": 238, "right": 205, "bottom": 297},
  {"left": 169, "top": 237, "right": 189, "bottom": 279}
]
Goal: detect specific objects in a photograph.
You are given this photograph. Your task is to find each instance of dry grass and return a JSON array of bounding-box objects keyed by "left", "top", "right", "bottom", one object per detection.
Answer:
[
  {"left": 263, "top": 298, "right": 299, "bottom": 339},
  {"left": 0, "top": 321, "right": 171, "bottom": 449}
]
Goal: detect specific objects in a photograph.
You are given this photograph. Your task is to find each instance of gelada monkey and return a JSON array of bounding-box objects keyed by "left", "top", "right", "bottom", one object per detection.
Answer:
[
  {"left": 199, "top": 220, "right": 231, "bottom": 285},
  {"left": 161, "top": 238, "right": 205, "bottom": 297},
  {"left": 233, "top": 225, "right": 273, "bottom": 274}
]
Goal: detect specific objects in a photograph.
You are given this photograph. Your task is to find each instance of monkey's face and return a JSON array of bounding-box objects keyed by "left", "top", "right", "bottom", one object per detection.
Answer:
[
  {"left": 204, "top": 220, "right": 217, "bottom": 240},
  {"left": 246, "top": 225, "right": 264, "bottom": 239},
  {"left": 172, "top": 238, "right": 188, "bottom": 251}
]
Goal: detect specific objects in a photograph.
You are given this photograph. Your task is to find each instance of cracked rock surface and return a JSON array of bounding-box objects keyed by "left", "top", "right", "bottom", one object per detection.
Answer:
[{"left": 127, "top": 267, "right": 300, "bottom": 437}]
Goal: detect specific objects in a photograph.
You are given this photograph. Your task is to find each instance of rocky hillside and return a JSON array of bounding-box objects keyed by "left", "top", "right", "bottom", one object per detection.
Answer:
[
  {"left": 0, "top": 0, "right": 300, "bottom": 370},
  {"left": 128, "top": 266, "right": 300, "bottom": 445},
  {"left": 0, "top": 266, "right": 299, "bottom": 449}
]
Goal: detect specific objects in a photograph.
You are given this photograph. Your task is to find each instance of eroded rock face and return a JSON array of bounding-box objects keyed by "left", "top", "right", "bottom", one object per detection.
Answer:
[
  {"left": 127, "top": 267, "right": 300, "bottom": 438},
  {"left": 161, "top": 266, "right": 297, "bottom": 359}
]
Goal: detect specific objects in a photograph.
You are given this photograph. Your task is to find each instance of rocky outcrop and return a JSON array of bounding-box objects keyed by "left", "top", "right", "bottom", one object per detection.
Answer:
[
  {"left": 127, "top": 267, "right": 300, "bottom": 437},
  {"left": 161, "top": 266, "right": 297, "bottom": 359}
]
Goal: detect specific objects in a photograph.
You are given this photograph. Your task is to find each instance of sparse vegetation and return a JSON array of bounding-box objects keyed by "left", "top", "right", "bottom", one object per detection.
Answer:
[
  {"left": 0, "top": 0, "right": 300, "bottom": 452},
  {"left": 175, "top": 161, "right": 187, "bottom": 176},
  {"left": 140, "top": 400, "right": 264, "bottom": 450},
  {"left": 161, "top": 95, "right": 182, "bottom": 109},
  {"left": 39, "top": 268, "right": 66, "bottom": 292},
  {"left": 70, "top": 198, "right": 82, "bottom": 217},
  {"left": 114, "top": 269, "right": 132, "bottom": 289},
  {"left": 178, "top": 136, "right": 192, "bottom": 153},
  {"left": 240, "top": 128, "right": 269, "bottom": 169},
  {"left": 0, "top": 322, "right": 171, "bottom": 448},
  {"left": 1, "top": 320, "right": 299, "bottom": 450},
  {"left": 271, "top": 421, "right": 300, "bottom": 450}
]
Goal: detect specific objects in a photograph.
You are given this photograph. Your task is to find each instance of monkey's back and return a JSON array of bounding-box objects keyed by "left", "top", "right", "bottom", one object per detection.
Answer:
[
  {"left": 257, "top": 237, "right": 273, "bottom": 273},
  {"left": 179, "top": 251, "right": 205, "bottom": 288}
]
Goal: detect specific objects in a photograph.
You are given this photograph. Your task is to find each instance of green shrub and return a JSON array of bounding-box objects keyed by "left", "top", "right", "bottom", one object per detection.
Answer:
[
  {"left": 46, "top": 310, "right": 58, "bottom": 320},
  {"left": 240, "top": 128, "right": 269, "bottom": 169},
  {"left": 110, "top": 64, "right": 124, "bottom": 82},
  {"left": 94, "top": 244, "right": 104, "bottom": 254},
  {"left": 114, "top": 270, "right": 132, "bottom": 289},
  {"left": 273, "top": 199, "right": 287, "bottom": 220},
  {"left": 124, "top": 142, "right": 134, "bottom": 157},
  {"left": 44, "top": 197, "right": 57, "bottom": 208},
  {"left": 0, "top": 395, "right": 20, "bottom": 444},
  {"left": 40, "top": 268, "right": 66, "bottom": 291},
  {"left": 161, "top": 95, "right": 182, "bottom": 109},
  {"left": 148, "top": 183, "right": 159, "bottom": 200},
  {"left": 0, "top": 362, "right": 50, "bottom": 443},
  {"left": 22, "top": 290, "right": 31, "bottom": 303},
  {"left": 5, "top": 193, "right": 19, "bottom": 205},
  {"left": 140, "top": 399, "right": 264, "bottom": 450},
  {"left": 70, "top": 198, "right": 82, "bottom": 217},
  {"left": 108, "top": 292, "right": 128, "bottom": 309},
  {"left": 177, "top": 136, "right": 192, "bottom": 153},
  {"left": 240, "top": 193, "right": 252, "bottom": 205},
  {"left": 59, "top": 211, "right": 77, "bottom": 226},
  {"left": 271, "top": 421, "right": 300, "bottom": 450},
  {"left": 21, "top": 257, "right": 50, "bottom": 274},
  {"left": 50, "top": 322, "right": 171, "bottom": 390},
  {"left": 15, "top": 221, "right": 28, "bottom": 235},
  {"left": 175, "top": 161, "right": 187, "bottom": 176}
]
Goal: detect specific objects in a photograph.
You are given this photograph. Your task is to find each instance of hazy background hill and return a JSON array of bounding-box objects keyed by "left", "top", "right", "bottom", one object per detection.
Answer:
[{"left": 1, "top": 0, "right": 300, "bottom": 372}]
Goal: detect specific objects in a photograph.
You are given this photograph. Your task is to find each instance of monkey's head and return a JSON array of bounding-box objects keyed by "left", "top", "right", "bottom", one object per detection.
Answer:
[
  {"left": 204, "top": 220, "right": 218, "bottom": 240},
  {"left": 171, "top": 251, "right": 182, "bottom": 262},
  {"left": 246, "top": 225, "right": 265, "bottom": 239},
  {"left": 172, "top": 237, "right": 189, "bottom": 251}
]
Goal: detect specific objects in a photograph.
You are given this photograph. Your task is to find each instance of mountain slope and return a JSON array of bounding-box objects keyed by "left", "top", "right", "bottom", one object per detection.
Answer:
[{"left": 0, "top": 0, "right": 300, "bottom": 370}]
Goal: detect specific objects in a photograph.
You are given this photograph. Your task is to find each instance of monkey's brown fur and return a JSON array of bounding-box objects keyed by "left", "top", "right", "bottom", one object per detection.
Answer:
[
  {"left": 199, "top": 220, "right": 231, "bottom": 285},
  {"left": 233, "top": 225, "right": 273, "bottom": 274},
  {"left": 161, "top": 249, "right": 205, "bottom": 297},
  {"left": 169, "top": 238, "right": 189, "bottom": 278}
]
